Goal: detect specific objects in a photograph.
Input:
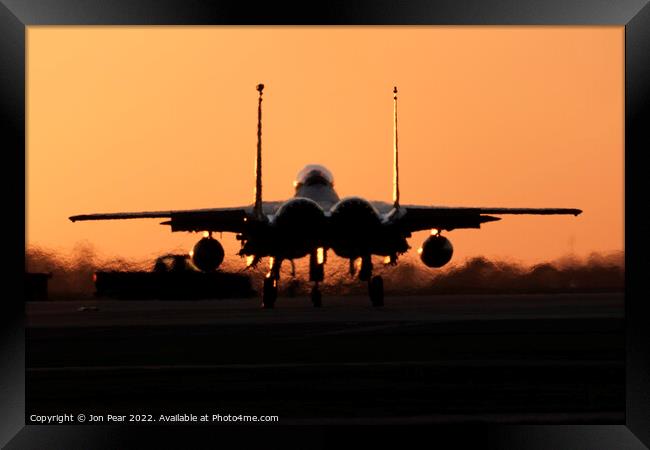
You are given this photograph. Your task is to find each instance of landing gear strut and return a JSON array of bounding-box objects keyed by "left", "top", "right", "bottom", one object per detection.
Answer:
[
  {"left": 310, "top": 248, "right": 325, "bottom": 308},
  {"left": 262, "top": 276, "right": 278, "bottom": 309},
  {"left": 261, "top": 257, "right": 281, "bottom": 309},
  {"left": 358, "top": 255, "right": 384, "bottom": 307},
  {"left": 358, "top": 255, "right": 372, "bottom": 282},
  {"left": 310, "top": 282, "right": 322, "bottom": 308},
  {"left": 368, "top": 275, "right": 384, "bottom": 307},
  {"left": 287, "top": 260, "right": 298, "bottom": 297}
]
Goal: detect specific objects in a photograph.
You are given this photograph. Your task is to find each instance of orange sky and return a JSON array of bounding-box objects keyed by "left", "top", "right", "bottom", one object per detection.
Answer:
[{"left": 26, "top": 26, "right": 624, "bottom": 266}]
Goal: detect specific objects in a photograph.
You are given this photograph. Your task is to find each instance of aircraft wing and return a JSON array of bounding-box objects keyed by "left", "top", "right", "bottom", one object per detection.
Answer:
[
  {"left": 396, "top": 206, "right": 582, "bottom": 232},
  {"left": 69, "top": 202, "right": 284, "bottom": 233}
]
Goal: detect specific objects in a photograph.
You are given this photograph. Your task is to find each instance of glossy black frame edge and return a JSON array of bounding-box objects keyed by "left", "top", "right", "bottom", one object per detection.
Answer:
[{"left": 2, "top": 1, "right": 649, "bottom": 448}]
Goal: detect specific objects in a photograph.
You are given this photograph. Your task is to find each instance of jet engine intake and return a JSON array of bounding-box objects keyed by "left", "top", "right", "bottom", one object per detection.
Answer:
[
  {"left": 272, "top": 198, "right": 326, "bottom": 258},
  {"left": 273, "top": 198, "right": 326, "bottom": 234},
  {"left": 329, "top": 197, "right": 382, "bottom": 258},
  {"left": 330, "top": 197, "right": 381, "bottom": 229}
]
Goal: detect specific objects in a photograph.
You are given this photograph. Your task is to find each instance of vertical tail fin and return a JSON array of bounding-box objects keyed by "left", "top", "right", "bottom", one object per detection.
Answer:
[
  {"left": 254, "top": 83, "right": 264, "bottom": 219},
  {"left": 392, "top": 86, "right": 400, "bottom": 210}
]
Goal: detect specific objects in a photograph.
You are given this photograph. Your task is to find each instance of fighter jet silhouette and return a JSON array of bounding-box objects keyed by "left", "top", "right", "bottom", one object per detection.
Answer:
[{"left": 70, "top": 84, "right": 581, "bottom": 308}]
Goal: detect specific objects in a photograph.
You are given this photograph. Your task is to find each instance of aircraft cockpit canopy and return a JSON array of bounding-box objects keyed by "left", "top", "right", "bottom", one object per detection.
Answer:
[{"left": 294, "top": 165, "right": 334, "bottom": 188}]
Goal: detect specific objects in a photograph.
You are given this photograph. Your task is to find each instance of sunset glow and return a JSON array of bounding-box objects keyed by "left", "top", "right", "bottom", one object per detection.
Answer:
[{"left": 26, "top": 27, "right": 623, "bottom": 266}]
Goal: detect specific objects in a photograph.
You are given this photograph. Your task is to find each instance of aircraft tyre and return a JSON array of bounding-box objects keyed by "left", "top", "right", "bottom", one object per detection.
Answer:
[
  {"left": 311, "top": 284, "right": 322, "bottom": 308},
  {"left": 262, "top": 277, "right": 277, "bottom": 309},
  {"left": 369, "top": 275, "right": 384, "bottom": 307}
]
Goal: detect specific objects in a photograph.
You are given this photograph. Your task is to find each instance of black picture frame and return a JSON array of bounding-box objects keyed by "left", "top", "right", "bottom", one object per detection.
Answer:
[{"left": 3, "top": 1, "right": 649, "bottom": 448}]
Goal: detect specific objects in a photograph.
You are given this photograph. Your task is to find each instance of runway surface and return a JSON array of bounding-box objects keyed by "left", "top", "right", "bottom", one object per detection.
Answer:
[{"left": 26, "top": 293, "right": 624, "bottom": 424}]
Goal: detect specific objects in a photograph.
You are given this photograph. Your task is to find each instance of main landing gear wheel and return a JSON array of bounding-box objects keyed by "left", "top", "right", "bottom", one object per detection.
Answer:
[
  {"left": 310, "top": 283, "right": 322, "bottom": 308},
  {"left": 368, "top": 275, "right": 384, "bottom": 307},
  {"left": 359, "top": 255, "right": 372, "bottom": 282},
  {"left": 262, "top": 277, "right": 277, "bottom": 309}
]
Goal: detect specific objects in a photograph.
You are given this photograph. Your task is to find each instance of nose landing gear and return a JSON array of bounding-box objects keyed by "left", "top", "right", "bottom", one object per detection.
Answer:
[
  {"left": 260, "top": 251, "right": 385, "bottom": 309},
  {"left": 309, "top": 248, "right": 325, "bottom": 308}
]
